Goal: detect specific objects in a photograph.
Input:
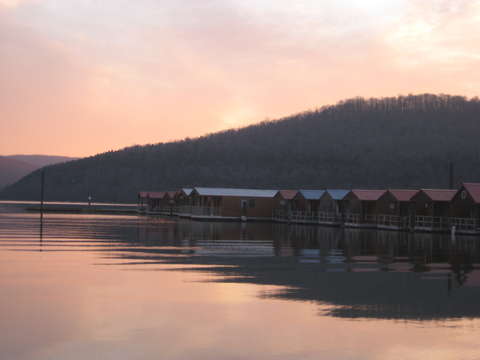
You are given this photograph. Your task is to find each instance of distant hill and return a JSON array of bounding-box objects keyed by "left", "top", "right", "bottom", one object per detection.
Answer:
[
  {"left": 0, "top": 155, "right": 77, "bottom": 190},
  {"left": 6, "top": 155, "right": 78, "bottom": 169},
  {"left": 1, "top": 94, "right": 480, "bottom": 203}
]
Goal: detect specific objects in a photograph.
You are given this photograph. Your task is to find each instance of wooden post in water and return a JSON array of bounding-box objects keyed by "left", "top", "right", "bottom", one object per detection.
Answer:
[
  {"left": 39, "top": 169, "right": 45, "bottom": 245},
  {"left": 40, "top": 170, "right": 45, "bottom": 220}
]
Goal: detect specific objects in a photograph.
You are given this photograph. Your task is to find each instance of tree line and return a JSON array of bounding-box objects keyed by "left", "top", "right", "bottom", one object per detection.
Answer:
[{"left": 2, "top": 94, "right": 480, "bottom": 202}]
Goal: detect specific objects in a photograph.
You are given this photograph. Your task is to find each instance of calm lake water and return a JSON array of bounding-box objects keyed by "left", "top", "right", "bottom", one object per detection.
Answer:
[{"left": 2, "top": 205, "right": 480, "bottom": 360}]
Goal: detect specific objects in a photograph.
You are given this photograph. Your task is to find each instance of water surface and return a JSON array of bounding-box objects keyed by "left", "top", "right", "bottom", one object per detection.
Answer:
[{"left": 1, "top": 206, "right": 480, "bottom": 359}]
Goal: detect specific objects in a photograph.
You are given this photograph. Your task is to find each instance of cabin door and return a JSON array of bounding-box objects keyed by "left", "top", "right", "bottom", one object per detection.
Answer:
[{"left": 241, "top": 200, "right": 248, "bottom": 217}]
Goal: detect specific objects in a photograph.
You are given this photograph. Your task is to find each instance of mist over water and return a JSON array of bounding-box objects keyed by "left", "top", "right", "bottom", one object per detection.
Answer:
[{"left": 1, "top": 205, "right": 480, "bottom": 360}]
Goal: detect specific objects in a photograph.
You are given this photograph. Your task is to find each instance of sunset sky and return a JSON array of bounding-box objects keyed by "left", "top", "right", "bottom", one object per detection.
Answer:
[{"left": 1, "top": 0, "right": 479, "bottom": 157}]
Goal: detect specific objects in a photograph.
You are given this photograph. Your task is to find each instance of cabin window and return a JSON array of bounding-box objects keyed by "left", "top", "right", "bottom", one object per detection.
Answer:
[
  {"left": 389, "top": 203, "right": 395, "bottom": 210},
  {"left": 249, "top": 199, "right": 256, "bottom": 208},
  {"left": 241, "top": 200, "right": 248, "bottom": 209},
  {"left": 461, "top": 190, "right": 467, "bottom": 200}
]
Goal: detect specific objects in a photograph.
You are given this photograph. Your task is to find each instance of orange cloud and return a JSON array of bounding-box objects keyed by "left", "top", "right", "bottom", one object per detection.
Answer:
[{"left": 0, "top": 0, "right": 479, "bottom": 156}]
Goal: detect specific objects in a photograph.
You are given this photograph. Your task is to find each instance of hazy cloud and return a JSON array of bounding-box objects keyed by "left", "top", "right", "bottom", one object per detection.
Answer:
[{"left": 1, "top": 0, "right": 479, "bottom": 156}]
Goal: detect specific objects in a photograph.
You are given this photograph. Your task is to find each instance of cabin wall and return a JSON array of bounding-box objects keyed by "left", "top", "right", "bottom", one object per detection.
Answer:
[
  {"left": 318, "top": 195, "right": 338, "bottom": 213},
  {"left": 362, "top": 201, "right": 378, "bottom": 217},
  {"left": 304, "top": 199, "right": 318, "bottom": 213},
  {"left": 273, "top": 196, "right": 301, "bottom": 213},
  {"left": 412, "top": 193, "right": 434, "bottom": 217},
  {"left": 174, "top": 194, "right": 191, "bottom": 207},
  {"left": 450, "top": 189, "right": 475, "bottom": 218},
  {"left": 433, "top": 202, "right": 450, "bottom": 218},
  {"left": 220, "top": 196, "right": 275, "bottom": 218},
  {"left": 343, "top": 197, "right": 362, "bottom": 215},
  {"left": 376, "top": 193, "right": 400, "bottom": 216},
  {"left": 296, "top": 198, "right": 308, "bottom": 211}
]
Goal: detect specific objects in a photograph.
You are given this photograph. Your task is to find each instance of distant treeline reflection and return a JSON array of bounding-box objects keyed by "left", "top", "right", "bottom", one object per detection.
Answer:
[{"left": 100, "top": 219, "right": 480, "bottom": 322}]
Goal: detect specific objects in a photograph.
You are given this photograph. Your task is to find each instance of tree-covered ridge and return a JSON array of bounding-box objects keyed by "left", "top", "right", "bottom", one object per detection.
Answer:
[{"left": 2, "top": 94, "right": 480, "bottom": 202}]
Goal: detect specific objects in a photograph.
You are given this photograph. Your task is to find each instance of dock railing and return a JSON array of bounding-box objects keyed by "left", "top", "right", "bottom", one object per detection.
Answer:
[
  {"left": 317, "top": 212, "right": 339, "bottom": 224},
  {"left": 449, "top": 217, "right": 478, "bottom": 232},
  {"left": 272, "top": 209, "right": 289, "bottom": 222},
  {"left": 344, "top": 213, "right": 377, "bottom": 225},
  {"left": 414, "top": 216, "right": 450, "bottom": 231},
  {"left": 344, "top": 213, "right": 361, "bottom": 224},
  {"left": 376, "top": 215, "right": 407, "bottom": 229}
]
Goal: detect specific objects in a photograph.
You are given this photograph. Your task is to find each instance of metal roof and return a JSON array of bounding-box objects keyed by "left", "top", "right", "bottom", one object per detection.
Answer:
[
  {"left": 278, "top": 190, "right": 298, "bottom": 200},
  {"left": 326, "top": 189, "right": 350, "bottom": 200},
  {"left": 388, "top": 189, "right": 419, "bottom": 202},
  {"left": 194, "top": 187, "right": 278, "bottom": 198},
  {"left": 350, "top": 190, "right": 386, "bottom": 201},
  {"left": 138, "top": 191, "right": 149, "bottom": 198},
  {"left": 463, "top": 183, "right": 480, "bottom": 204},
  {"left": 182, "top": 188, "right": 193, "bottom": 196},
  {"left": 298, "top": 190, "right": 325, "bottom": 200},
  {"left": 420, "top": 189, "right": 457, "bottom": 202}
]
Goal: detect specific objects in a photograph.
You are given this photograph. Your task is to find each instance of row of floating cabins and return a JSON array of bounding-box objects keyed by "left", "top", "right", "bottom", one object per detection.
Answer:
[{"left": 137, "top": 183, "right": 480, "bottom": 235}]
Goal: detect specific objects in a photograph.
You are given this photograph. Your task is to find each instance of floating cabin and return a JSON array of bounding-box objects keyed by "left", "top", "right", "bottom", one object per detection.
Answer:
[
  {"left": 273, "top": 190, "right": 300, "bottom": 222},
  {"left": 343, "top": 190, "right": 386, "bottom": 228},
  {"left": 275, "top": 189, "right": 323, "bottom": 224},
  {"left": 140, "top": 191, "right": 166, "bottom": 214},
  {"left": 376, "top": 190, "right": 419, "bottom": 230},
  {"left": 173, "top": 188, "right": 193, "bottom": 217},
  {"left": 449, "top": 183, "right": 480, "bottom": 233},
  {"left": 189, "top": 187, "right": 278, "bottom": 221},
  {"left": 296, "top": 190, "right": 325, "bottom": 213},
  {"left": 411, "top": 189, "right": 457, "bottom": 232},
  {"left": 160, "top": 191, "right": 178, "bottom": 215},
  {"left": 135, "top": 183, "right": 480, "bottom": 235},
  {"left": 317, "top": 190, "right": 350, "bottom": 224}
]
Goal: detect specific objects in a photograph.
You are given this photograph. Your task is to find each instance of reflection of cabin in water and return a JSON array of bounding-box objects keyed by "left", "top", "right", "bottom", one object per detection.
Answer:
[
  {"left": 450, "top": 183, "right": 480, "bottom": 233},
  {"left": 343, "top": 190, "right": 386, "bottom": 228},
  {"left": 411, "top": 189, "right": 456, "bottom": 232},
  {"left": 190, "top": 187, "right": 278, "bottom": 221},
  {"left": 376, "top": 190, "right": 418, "bottom": 230}
]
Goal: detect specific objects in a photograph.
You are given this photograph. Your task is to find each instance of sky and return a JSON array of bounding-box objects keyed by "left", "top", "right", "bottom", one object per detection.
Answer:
[{"left": 1, "top": 0, "right": 479, "bottom": 157}]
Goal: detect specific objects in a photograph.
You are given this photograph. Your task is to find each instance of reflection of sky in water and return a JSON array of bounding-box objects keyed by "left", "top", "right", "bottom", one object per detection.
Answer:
[{"left": 2, "top": 208, "right": 480, "bottom": 360}]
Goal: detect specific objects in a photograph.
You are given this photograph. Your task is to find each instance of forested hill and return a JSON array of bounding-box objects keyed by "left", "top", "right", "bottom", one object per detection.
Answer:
[{"left": 2, "top": 94, "right": 480, "bottom": 203}]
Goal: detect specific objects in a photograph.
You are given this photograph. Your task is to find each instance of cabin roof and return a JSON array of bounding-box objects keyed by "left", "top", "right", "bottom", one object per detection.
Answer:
[
  {"left": 194, "top": 187, "right": 278, "bottom": 198},
  {"left": 146, "top": 191, "right": 166, "bottom": 199},
  {"left": 278, "top": 190, "right": 298, "bottom": 200},
  {"left": 463, "top": 183, "right": 480, "bottom": 203},
  {"left": 298, "top": 190, "right": 325, "bottom": 200},
  {"left": 351, "top": 190, "right": 386, "bottom": 201},
  {"left": 326, "top": 189, "right": 350, "bottom": 200},
  {"left": 388, "top": 189, "right": 419, "bottom": 202},
  {"left": 182, "top": 188, "right": 193, "bottom": 196},
  {"left": 420, "top": 189, "right": 457, "bottom": 202}
]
